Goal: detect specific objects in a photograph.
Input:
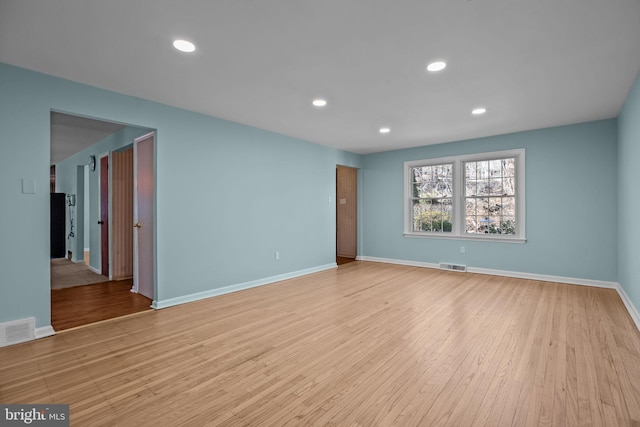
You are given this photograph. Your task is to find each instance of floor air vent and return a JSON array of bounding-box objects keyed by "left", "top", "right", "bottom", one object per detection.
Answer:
[
  {"left": 0, "top": 317, "right": 35, "bottom": 347},
  {"left": 439, "top": 263, "right": 467, "bottom": 272}
]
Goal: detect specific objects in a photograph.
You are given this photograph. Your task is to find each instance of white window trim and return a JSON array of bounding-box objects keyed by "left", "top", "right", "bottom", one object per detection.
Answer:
[{"left": 404, "top": 149, "right": 526, "bottom": 243}]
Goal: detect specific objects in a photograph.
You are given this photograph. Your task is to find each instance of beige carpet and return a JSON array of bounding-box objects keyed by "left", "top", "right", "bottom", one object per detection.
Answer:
[{"left": 51, "top": 258, "right": 109, "bottom": 289}]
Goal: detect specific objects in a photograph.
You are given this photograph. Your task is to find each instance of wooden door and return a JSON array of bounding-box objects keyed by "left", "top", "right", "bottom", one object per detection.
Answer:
[
  {"left": 336, "top": 166, "right": 357, "bottom": 258},
  {"left": 134, "top": 133, "right": 154, "bottom": 300},
  {"left": 100, "top": 155, "right": 109, "bottom": 277},
  {"left": 111, "top": 148, "right": 134, "bottom": 280}
]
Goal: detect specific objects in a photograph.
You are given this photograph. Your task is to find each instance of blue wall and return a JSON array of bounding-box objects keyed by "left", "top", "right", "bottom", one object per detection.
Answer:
[
  {"left": 361, "top": 120, "right": 618, "bottom": 282},
  {"left": 0, "top": 62, "right": 361, "bottom": 327},
  {"left": 0, "top": 59, "right": 635, "bottom": 331},
  {"left": 618, "top": 72, "right": 640, "bottom": 311}
]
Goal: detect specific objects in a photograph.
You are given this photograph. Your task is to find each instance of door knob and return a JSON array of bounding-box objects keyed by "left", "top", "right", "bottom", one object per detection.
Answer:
[
  {"left": 98, "top": 220, "right": 104, "bottom": 225},
  {"left": 133, "top": 222, "right": 142, "bottom": 228}
]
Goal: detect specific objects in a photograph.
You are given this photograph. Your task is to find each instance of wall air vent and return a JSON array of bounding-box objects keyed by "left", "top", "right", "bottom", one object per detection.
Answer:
[
  {"left": 439, "top": 263, "right": 467, "bottom": 272},
  {"left": 0, "top": 317, "right": 35, "bottom": 347}
]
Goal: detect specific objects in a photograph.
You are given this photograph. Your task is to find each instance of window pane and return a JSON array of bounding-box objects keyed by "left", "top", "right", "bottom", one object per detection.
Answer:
[
  {"left": 488, "top": 216, "right": 501, "bottom": 234},
  {"left": 502, "top": 197, "right": 516, "bottom": 216},
  {"left": 412, "top": 181, "right": 421, "bottom": 198},
  {"left": 477, "top": 179, "right": 490, "bottom": 196},
  {"left": 461, "top": 156, "right": 519, "bottom": 236},
  {"left": 489, "top": 178, "right": 503, "bottom": 195},
  {"left": 488, "top": 197, "right": 502, "bottom": 215},
  {"left": 412, "top": 164, "right": 452, "bottom": 199},
  {"left": 438, "top": 178, "right": 453, "bottom": 197},
  {"left": 412, "top": 199, "right": 428, "bottom": 232},
  {"left": 465, "top": 162, "right": 476, "bottom": 179},
  {"left": 503, "top": 177, "right": 515, "bottom": 196},
  {"left": 440, "top": 199, "right": 453, "bottom": 232},
  {"left": 502, "top": 158, "right": 516, "bottom": 177},
  {"left": 477, "top": 216, "right": 494, "bottom": 234},
  {"left": 477, "top": 161, "right": 490, "bottom": 179},
  {"left": 477, "top": 198, "right": 490, "bottom": 216},
  {"left": 466, "top": 217, "right": 477, "bottom": 234},
  {"left": 490, "top": 160, "right": 502, "bottom": 177},
  {"left": 465, "top": 198, "right": 477, "bottom": 215},
  {"left": 412, "top": 198, "right": 451, "bottom": 232},
  {"left": 501, "top": 217, "right": 516, "bottom": 235},
  {"left": 465, "top": 177, "right": 476, "bottom": 196}
]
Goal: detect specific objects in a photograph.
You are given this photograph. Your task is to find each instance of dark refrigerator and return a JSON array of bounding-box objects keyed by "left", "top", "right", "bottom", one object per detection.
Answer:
[{"left": 51, "top": 193, "right": 66, "bottom": 258}]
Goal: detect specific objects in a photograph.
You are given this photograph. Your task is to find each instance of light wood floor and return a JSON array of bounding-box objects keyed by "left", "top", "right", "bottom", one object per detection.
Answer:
[{"left": 2, "top": 262, "right": 640, "bottom": 426}]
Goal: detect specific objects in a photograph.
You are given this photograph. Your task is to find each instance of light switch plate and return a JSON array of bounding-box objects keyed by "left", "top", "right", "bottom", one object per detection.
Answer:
[{"left": 22, "top": 178, "right": 36, "bottom": 194}]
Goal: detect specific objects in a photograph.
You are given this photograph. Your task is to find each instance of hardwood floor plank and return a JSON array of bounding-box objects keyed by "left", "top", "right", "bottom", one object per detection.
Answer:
[
  {"left": 550, "top": 283, "right": 568, "bottom": 427},
  {"left": 51, "top": 279, "right": 152, "bottom": 331},
  {"left": 2, "top": 262, "right": 640, "bottom": 426}
]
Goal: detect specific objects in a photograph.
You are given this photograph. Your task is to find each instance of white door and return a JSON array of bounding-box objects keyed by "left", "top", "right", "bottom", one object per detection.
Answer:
[{"left": 133, "top": 133, "right": 154, "bottom": 300}]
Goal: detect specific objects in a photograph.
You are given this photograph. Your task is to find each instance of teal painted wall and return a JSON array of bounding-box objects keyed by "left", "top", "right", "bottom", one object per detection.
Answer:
[
  {"left": 0, "top": 58, "right": 633, "bottom": 331},
  {"left": 618, "top": 72, "right": 640, "bottom": 311},
  {"left": 361, "top": 120, "right": 618, "bottom": 282},
  {"left": 0, "top": 62, "right": 361, "bottom": 327},
  {"left": 54, "top": 126, "right": 152, "bottom": 268}
]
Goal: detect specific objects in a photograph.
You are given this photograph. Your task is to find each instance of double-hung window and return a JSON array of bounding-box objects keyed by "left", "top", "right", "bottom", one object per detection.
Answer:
[{"left": 404, "top": 149, "right": 525, "bottom": 242}]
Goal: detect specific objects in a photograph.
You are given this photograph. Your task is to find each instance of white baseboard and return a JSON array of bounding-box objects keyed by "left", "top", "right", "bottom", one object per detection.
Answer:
[
  {"left": 616, "top": 284, "right": 640, "bottom": 332},
  {"left": 88, "top": 265, "right": 101, "bottom": 274},
  {"left": 152, "top": 263, "right": 338, "bottom": 309},
  {"left": 357, "top": 256, "right": 439, "bottom": 270},
  {"left": 357, "top": 256, "right": 617, "bottom": 288},
  {"left": 357, "top": 256, "right": 640, "bottom": 332},
  {"left": 467, "top": 266, "right": 617, "bottom": 289},
  {"left": 35, "top": 325, "right": 56, "bottom": 339}
]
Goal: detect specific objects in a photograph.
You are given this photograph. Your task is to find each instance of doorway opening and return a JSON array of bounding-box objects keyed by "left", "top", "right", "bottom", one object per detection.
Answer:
[
  {"left": 50, "top": 111, "right": 155, "bottom": 330},
  {"left": 336, "top": 165, "right": 358, "bottom": 266}
]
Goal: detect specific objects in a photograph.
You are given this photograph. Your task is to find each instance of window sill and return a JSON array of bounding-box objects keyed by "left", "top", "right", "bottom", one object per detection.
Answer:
[{"left": 403, "top": 232, "right": 526, "bottom": 244}]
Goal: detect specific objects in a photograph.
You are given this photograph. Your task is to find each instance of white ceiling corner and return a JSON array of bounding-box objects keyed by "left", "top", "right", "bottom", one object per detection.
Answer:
[{"left": 1, "top": 0, "right": 639, "bottom": 156}]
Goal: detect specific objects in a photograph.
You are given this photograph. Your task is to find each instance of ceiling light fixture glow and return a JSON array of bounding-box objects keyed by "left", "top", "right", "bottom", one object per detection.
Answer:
[
  {"left": 471, "top": 107, "right": 487, "bottom": 115},
  {"left": 427, "top": 61, "right": 447, "bottom": 72},
  {"left": 312, "top": 99, "right": 327, "bottom": 107},
  {"left": 173, "top": 39, "right": 196, "bottom": 53},
  {"left": 379, "top": 127, "right": 391, "bottom": 134}
]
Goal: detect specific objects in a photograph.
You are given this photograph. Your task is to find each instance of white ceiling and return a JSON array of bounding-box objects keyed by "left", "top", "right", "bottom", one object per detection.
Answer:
[
  {"left": 50, "top": 113, "right": 123, "bottom": 165},
  {"left": 2, "top": 0, "right": 640, "bottom": 155}
]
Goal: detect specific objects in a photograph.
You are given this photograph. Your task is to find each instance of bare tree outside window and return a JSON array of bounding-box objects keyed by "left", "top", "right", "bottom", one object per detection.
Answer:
[
  {"left": 411, "top": 164, "right": 453, "bottom": 232},
  {"left": 464, "top": 158, "right": 516, "bottom": 235}
]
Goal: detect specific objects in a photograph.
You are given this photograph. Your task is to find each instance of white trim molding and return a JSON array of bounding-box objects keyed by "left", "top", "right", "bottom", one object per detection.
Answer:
[
  {"left": 35, "top": 325, "right": 56, "bottom": 339},
  {"left": 152, "top": 263, "right": 337, "bottom": 309},
  {"left": 616, "top": 284, "right": 640, "bottom": 332},
  {"left": 357, "top": 256, "right": 616, "bottom": 288},
  {"left": 357, "top": 256, "right": 439, "bottom": 270},
  {"left": 467, "top": 266, "right": 617, "bottom": 289}
]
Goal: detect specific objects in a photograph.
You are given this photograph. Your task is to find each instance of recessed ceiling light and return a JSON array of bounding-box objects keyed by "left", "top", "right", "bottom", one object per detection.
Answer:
[
  {"left": 427, "top": 61, "right": 447, "bottom": 72},
  {"left": 472, "top": 107, "right": 487, "bottom": 115},
  {"left": 312, "top": 99, "right": 327, "bottom": 107},
  {"left": 379, "top": 127, "right": 391, "bottom": 134},
  {"left": 173, "top": 39, "right": 196, "bottom": 53}
]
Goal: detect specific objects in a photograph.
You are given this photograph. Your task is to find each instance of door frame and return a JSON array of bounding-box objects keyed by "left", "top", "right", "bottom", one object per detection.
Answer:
[{"left": 132, "top": 131, "right": 155, "bottom": 302}]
